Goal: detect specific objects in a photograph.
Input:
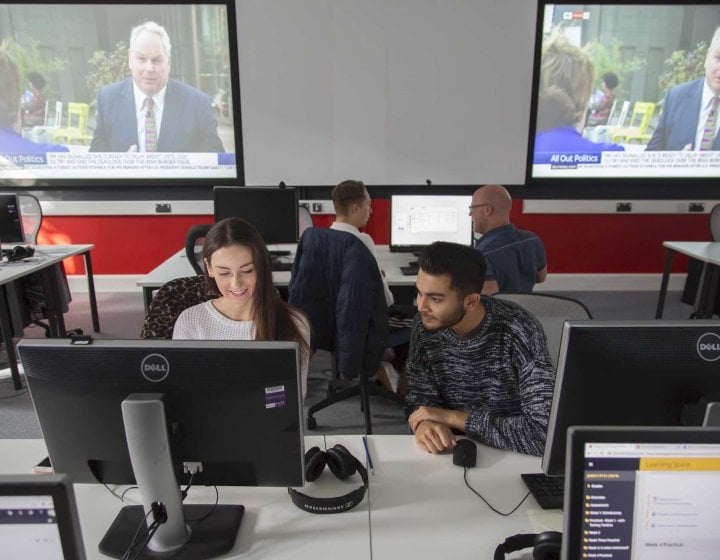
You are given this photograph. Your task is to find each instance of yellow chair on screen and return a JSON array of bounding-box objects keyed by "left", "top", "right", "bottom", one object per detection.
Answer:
[
  {"left": 48, "top": 102, "right": 93, "bottom": 145},
  {"left": 610, "top": 101, "right": 656, "bottom": 145}
]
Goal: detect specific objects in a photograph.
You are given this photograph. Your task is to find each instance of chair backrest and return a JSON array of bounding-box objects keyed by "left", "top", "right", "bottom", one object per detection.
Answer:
[
  {"left": 710, "top": 204, "right": 720, "bottom": 242},
  {"left": 613, "top": 100, "right": 631, "bottom": 127},
  {"left": 17, "top": 193, "right": 42, "bottom": 244},
  {"left": 628, "top": 101, "right": 655, "bottom": 132},
  {"left": 52, "top": 101, "right": 63, "bottom": 127},
  {"left": 185, "top": 224, "right": 212, "bottom": 275},
  {"left": 493, "top": 292, "right": 592, "bottom": 366},
  {"left": 289, "top": 227, "right": 388, "bottom": 378},
  {"left": 66, "top": 102, "right": 89, "bottom": 133},
  {"left": 140, "top": 275, "right": 218, "bottom": 339}
]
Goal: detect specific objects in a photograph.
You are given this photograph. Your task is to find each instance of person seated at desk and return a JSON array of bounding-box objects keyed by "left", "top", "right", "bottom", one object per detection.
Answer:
[
  {"left": 405, "top": 242, "right": 555, "bottom": 456},
  {"left": 329, "top": 179, "right": 411, "bottom": 392},
  {"left": 471, "top": 184, "right": 547, "bottom": 294},
  {"left": 172, "top": 218, "right": 311, "bottom": 398}
]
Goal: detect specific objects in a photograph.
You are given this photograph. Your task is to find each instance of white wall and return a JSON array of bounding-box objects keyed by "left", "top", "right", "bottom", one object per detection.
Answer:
[{"left": 236, "top": 0, "right": 536, "bottom": 186}]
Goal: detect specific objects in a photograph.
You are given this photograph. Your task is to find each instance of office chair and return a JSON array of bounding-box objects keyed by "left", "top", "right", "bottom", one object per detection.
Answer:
[
  {"left": 184, "top": 224, "right": 212, "bottom": 276},
  {"left": 493, "top": 293, "right": 592, "bottom": 365},
  {"left": 681, "top": 203, "right": 720, "bottom": 318},
  {"left": 17, "top": 193, "right": 43, "bottom": 244},
  {"left": 140, "top": 275, "right": 218, "bottom": 339},
  {"left": 289, "top": 227, "right": 403, "bottom": 434}
]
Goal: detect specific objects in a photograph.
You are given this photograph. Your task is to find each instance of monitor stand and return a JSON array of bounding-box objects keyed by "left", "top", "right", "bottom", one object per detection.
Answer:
[
  {"left": 703, "top": 402, "right": 720, "bottom": 427},
  {"left": 98, "top": 394, "right": 243, "bottom": 559}
]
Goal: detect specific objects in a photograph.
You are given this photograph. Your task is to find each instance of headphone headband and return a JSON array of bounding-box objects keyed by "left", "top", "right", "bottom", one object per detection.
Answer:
[{"left": 288, "top": 448, "right": 368, "bottom": 514}]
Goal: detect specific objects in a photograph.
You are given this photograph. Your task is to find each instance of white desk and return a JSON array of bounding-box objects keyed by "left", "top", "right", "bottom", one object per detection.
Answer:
[
  {"left": 655, "top": 241, "right": 720, "bottom": 319},
  {"left": 0, "top": 436, "right": 371, "bottom": 560},
  {"left": 137, "top": 245, "right": 420, "bottom": 310},
  {"left": 368, "top": 435, "right": 562, "bottom": 560},
  {"left": 0, "top": 435, "right": 562, "bottom": 559},
  {"left": 0, "top": 244, "right": 99, "bottom": 389}
]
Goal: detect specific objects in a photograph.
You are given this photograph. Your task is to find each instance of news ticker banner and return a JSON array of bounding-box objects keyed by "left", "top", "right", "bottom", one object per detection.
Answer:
[
  {"left": 0, "top": 152, "right": 237, "bottom": 179},
  {"left": 533, "top": 150, "right": 720, "bottom": 178}
]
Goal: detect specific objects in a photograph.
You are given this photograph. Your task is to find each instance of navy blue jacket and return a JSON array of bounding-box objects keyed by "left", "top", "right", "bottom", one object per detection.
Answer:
[{"left": 289, "top": 227, "right": 388, "bottom": 379}]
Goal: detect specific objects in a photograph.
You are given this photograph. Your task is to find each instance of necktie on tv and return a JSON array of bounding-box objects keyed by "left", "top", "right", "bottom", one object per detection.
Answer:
[
  {"left": 145, "top": 97, "right": 157, "bottom": 152},
  {"left": 700, "top": 96, "right": 719, "bottom": 151}
]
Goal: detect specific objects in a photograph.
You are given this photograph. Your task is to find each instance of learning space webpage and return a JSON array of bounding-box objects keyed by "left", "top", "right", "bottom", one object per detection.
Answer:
[
  {"left": 0, "top": 495, "right": 64, "bottom": 560},
  {"left": 581, "top": 443, "right": 720, "bottom": 560},
  {"left": 0, "top": 151, "right": 237, "bottom": 179},
  {"left": 532, "top": 150, "right": 720, "bottom": 179}
]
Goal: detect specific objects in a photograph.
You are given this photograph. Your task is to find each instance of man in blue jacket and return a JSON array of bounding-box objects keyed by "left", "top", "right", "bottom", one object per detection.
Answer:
[
  {"left": 90, "top": 21, "right": 224, "bottom": 153},
  {"left": 647, "top": 27, "right": 720, "bottom": 151}
]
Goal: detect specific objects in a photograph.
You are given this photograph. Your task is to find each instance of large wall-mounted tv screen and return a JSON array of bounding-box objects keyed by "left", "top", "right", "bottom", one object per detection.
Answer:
[
  {"left": 0, "top": 1, "right": 242, "bottom": 186},
  {"left": 526, "top": 1, "right": 720, "bottom": 196}
]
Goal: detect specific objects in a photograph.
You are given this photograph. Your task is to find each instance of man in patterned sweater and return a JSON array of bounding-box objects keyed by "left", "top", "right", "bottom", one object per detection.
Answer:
[{"left": 405, "top": 242, "right": 555, "bottom": 456}]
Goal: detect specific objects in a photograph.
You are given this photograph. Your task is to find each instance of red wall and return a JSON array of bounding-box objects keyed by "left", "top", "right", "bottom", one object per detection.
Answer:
[{"left": 43, "top": 199, "right": 707, "bottom": 275}]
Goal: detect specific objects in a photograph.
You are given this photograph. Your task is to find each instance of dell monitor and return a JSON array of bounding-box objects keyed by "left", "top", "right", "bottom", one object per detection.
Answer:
[
  {"left": 214, "top": 186, "right": 299, "bottom": 245},
  {"left": 0, "top": 193, "right": 25, "bottom": 244},
  {"left": 18, "top": 339, "right": 303, "bottom": 559},
  {"left": 389, "top": 195, "right": 473, "bottom": 252},
  {"left": 543, "top": 320, "right": 720, "bottom": 477}
]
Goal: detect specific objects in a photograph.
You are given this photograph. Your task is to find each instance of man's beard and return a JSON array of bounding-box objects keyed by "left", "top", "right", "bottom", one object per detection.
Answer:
[{"left": 421, "top": 304, "right": 466, "bottom": 332}]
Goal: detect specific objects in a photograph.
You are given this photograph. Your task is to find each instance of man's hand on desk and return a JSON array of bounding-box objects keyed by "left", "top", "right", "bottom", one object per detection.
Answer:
[
  {"left": 409, "top": 406, "right": 468, "bottom": 432},
  {"left": 413, "top": 420, "right": 456, "bottom": 453}
]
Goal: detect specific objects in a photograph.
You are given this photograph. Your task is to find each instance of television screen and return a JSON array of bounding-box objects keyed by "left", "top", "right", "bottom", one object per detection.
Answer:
[
  {"left": 0, "top": 1, "right": 242, "bottom": 186},
  {"left": 527, "top": 1, "right": 720, "bottom": 194}
]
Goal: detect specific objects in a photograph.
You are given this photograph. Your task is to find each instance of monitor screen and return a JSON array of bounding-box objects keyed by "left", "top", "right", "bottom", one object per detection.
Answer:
[
  {"left": 0, "top": 1, "right": 242, "bottom": 186},
  {"left": 563, "top": 427, "right": 720, "bottom": 560},
  {"left": 18, "top": 339, "right": 303, "bottom": 557},
  {"left": 389, "top": 195, "right": 473, "bottom": 252},
  {"left": 214, "top": 186, "right": 299, "bottom": 245},
  {"left": 526, "top": 2, "right": 720, "bottom": 196},
  {"left": 0, "top": 474, "right": 86, "bottom": 560},
  {"left": 543, "top": 320, "right": 720, "bottom": 477},
  {"left": 18, "top": 339, "right": 303, "bottom": 487},
  {"left": 0, "top": 193, "right": 25, "bottom": 243}
]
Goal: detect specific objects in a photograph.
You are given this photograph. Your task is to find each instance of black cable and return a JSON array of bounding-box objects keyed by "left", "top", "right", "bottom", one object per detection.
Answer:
[
  {"left": 463, "top": 468, "right": 532, "bottom": 516},
  {"left": 186, "top": 485, "right": 220, "bottom": 523},
  {"left": 181, "top": 471, "right": 195, "bottom": 500},
  {"left": 128, "top": 520, "right": 160, "bottom": 560},
  {"left": 121, "top": 508, "right": 154, "bottom": 560},
  {"left": 102, "top": 483, "right": 126, "bottom": 502},
  {"left": 121, "top": 486, "right": 140, "bottom": 501}
]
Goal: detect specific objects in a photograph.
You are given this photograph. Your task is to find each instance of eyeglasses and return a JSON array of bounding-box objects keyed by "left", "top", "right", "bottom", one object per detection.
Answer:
[{"left": 468, "top": 203, "right": 491, "bottom": 211}]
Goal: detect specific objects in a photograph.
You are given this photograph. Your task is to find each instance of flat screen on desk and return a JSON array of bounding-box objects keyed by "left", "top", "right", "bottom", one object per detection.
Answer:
[
  {"left": 0, "top": 193, "right": 25, "bottom": 243},
  {"left": 214, "top": 186, "right": 299, "bottom": 245},
  {"left": 543, "top": 320, "right": 720, "bottom": 477},
  {"left": 389, "top": 195, "right": 472, "bottom": 252},
  {"left": 526, "top": 1, "right": 720, "bottom": 196},
  {"left": 17, "top": 339, "right": 304, "bottom": 488},
  {"left": 0, "top": 1, "right": 242, "bottom": 186}
]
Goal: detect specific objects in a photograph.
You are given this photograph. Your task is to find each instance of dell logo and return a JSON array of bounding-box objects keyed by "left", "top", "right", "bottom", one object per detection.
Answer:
[
  {"left": 697, "top": 333, "right": 720, "bottom": 362},
  {"left": 140, "top": 354, "right": 170, "bottom": 382}
]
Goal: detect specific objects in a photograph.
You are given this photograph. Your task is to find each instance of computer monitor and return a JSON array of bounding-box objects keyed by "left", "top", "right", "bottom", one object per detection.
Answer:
[
  {"left": 18, "top": 339, "right": 303, "bottom": 559},
  {"left": 389, "top": 195, "right": 472, "bottom": 252},
  {"left": 0, "top": 474, "right": 86, "bottom": 560},
  {"left": 214, "top": 186, "right": 299, "bottom": 245},
  {"left": 0, "top": 193, "right": 25, "bottom": 244},
  {"left": 543, "top": 320, "right": 720, "bottom": 477},
  {"left": 563, "top": 426, "right": 720, "bottom": 560}
]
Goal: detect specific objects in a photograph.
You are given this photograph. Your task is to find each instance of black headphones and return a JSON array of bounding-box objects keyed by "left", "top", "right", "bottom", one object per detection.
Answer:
[
  {"left": 288, "top": 444, "right": 368, "bottom": 514},
  {"left": 494, "top": 532, "right": 562, "bottom": 560},
  {"left": 6, "top": 245, "right": 35, "bottom": 262}
]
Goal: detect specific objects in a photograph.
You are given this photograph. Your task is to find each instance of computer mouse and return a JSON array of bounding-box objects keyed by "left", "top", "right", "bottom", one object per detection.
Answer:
[{"left": 453, "top": 438, "right": 477, "bottom": 468}]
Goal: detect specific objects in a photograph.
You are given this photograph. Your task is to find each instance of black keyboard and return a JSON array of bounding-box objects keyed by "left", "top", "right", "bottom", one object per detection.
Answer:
[
  {"left": 520, "top": 472, "right": 564, "bottom": 510},
  {"left": 400, "top": 264, "right": 419, "bottom": 276},
  {"left": 271, "top": 261, "right": 293, "bottom": 272}
]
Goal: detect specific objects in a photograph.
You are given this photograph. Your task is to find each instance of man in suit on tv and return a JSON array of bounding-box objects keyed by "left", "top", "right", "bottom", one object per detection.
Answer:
[
  {"left": 89, "top": 21, "right": 224, "bottom": 153},
  {"left": 647, "top": 27, "right": 720, "bottom": 151}
]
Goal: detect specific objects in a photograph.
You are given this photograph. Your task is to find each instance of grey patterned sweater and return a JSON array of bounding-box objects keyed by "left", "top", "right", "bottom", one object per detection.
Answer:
[{"left": 404, "top": 296, "right": 555, "bottom": 456}]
